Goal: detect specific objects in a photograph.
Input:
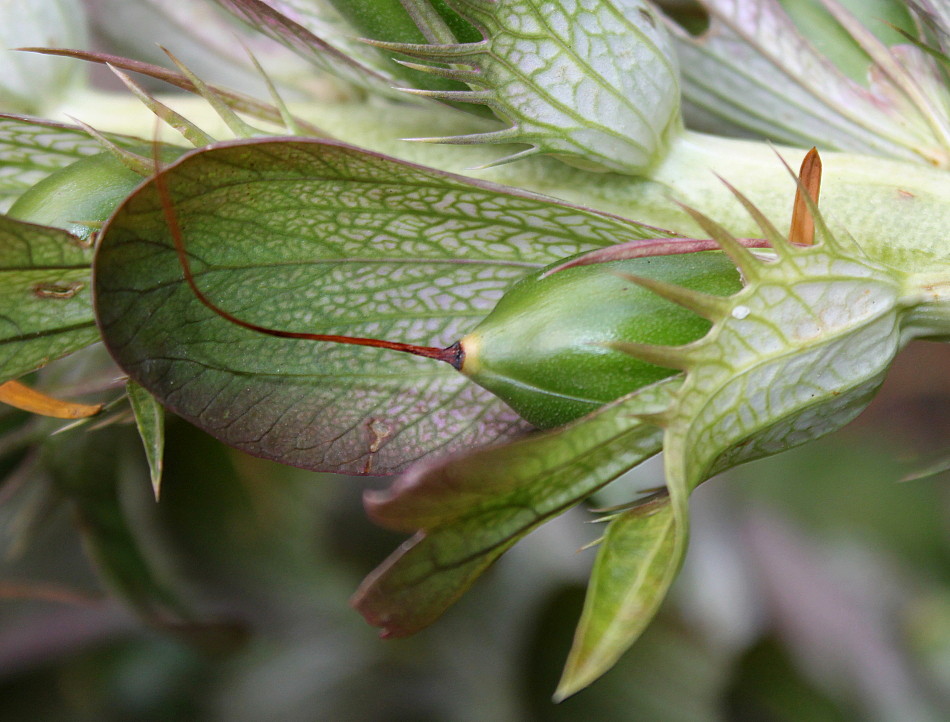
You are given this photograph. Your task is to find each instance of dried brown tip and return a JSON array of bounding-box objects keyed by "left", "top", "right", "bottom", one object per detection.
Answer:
[{"left": 789, "top": 147, "right": 822, "bottom": 246}]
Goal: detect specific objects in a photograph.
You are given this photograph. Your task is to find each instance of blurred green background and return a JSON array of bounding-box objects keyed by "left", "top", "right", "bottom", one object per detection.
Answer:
[{"left": 0, "top": 340, "right": 946, "bottom": 721}]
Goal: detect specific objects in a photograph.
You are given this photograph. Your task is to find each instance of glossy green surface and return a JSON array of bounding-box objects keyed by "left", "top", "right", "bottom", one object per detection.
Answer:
[
  {"left": 462, "top": 251, "right": 742, "bottom": 428},
  {"left": 328, "top": 0, "right": 478, "bottom": 43},
  {"left": 327, "top": 0, "right": 425, "bottom": 43},
  {"left": 6, "top": 152, "right": 142, "bottom": 240},
  {"left": 325, "top": 0, "right": 480, "bottom": 94}
]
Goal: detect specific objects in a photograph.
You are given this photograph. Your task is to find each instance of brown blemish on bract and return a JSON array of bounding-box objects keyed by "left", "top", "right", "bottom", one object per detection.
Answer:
[
  {"left": 32, "top": 280, "right": 84, "bottom": 299},
  {"left": 368, "top": 418, "right": 393, "bottom": 454},
  {"left": 362, "top": 418, "right": 393, "bottom": 474}
]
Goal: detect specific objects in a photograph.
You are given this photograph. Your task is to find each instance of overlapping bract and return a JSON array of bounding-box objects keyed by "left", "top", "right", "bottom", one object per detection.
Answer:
[
  {"left": 373, "top": 0, "right": 682, "bottom": 172},
  {"left": 674, "top": 0, "right": 950, "bottom": 166}
]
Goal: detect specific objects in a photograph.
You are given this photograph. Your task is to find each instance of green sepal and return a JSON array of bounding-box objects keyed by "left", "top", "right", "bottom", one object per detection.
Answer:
[
  {"left": 0, "top": 114, "right": 143, "bottom": 210},
  {"left": 7, "top": 151, "right": 144, "bottom": 241},
  {"left": 555, "top": 492, "right": 678, "bottom": 701},
  {"left": 353, "top": 376, "right": 679, "bottom": 636},
  {"left": 126, "top": 380, "right": 165, "bottom": 501},
  {"left": 650, "top": 204, "right": 913, "bottom": 621},
  {"left": 665, "top": 241, "right": 907, "bottom": 501}
]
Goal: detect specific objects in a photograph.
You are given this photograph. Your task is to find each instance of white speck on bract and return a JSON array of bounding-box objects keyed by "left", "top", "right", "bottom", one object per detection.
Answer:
[{"left": 731, "top": 305, "right": 751, "bottom": 320}]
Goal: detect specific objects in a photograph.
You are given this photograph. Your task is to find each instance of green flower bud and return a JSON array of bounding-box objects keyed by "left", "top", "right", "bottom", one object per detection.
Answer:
[
  {"left": 460, "top": 251, "right": 741, "bottom": 428},
  {"left": 7, "top": 153, "right": 143, "bottom": 241}
]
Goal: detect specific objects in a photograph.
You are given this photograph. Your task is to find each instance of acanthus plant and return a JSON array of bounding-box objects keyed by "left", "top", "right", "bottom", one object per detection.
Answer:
[{"left": 0, "top": 0, "right": 949, "bottom": 699}]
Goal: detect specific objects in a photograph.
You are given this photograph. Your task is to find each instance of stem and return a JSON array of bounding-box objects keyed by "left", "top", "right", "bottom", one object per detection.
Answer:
[{"left": 904, "top": 270, "right": 950, "bottom": 340}]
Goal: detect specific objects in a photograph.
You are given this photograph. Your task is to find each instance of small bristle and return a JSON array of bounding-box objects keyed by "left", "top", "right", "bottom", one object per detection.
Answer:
[
  {"left": 718, "top": 178, "right": 792, "bottom": 256},
  {"left": 394, "top": 59, "right": 481, "bottom": 84},
  {"left": 676, "top": 201, "right": 762, "bottom": 281},
  {"left": 364, "top": 38, "right": 477, "bottom": 60},
  {"left": 403, "top": 127, "right": 523, "bottom": 146},
  {"left": 397, "top": 87, "right": 492, "bottom": 104},
  {"left": 541, "top": 237, "right": 772, "bottom": 277},
  {"left": 465, "top": 146, "right": 542, "bottom": 170},
  {"left": 160, "top": 46, "right": 264, "bottom": 139},
  {"left": 108, "top": 64, "right": 215, "bottom": 147},
  {"left": 612, "top": 271, "right": 730, "bottom": 321},
  {"left": 607, "top": 340, "right": 692, "bottom": 371},
  {"left": 66, "top": 115, "right": 153, "bottom": 176},
  {"left": 240, "top": 40, "right": 305, "bottom": 136}
]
